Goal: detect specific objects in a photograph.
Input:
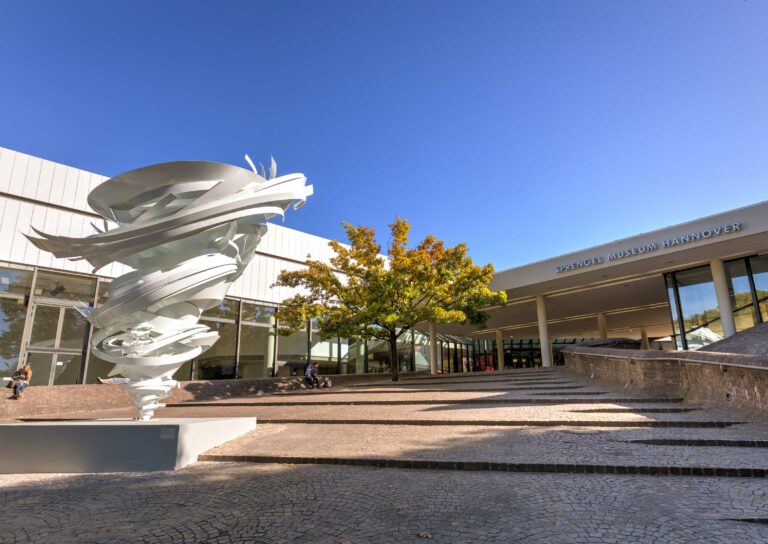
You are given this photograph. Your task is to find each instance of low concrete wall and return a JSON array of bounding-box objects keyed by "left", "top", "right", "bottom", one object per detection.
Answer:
[
  {"left": 0, "top": 417, "right": 257, "bottom": 473},
  {"left": 1, "top": 372, "right": 423, "bottom": 420},
  {"left": 563, "top": 346, "right": 768, "bottom": 413}
]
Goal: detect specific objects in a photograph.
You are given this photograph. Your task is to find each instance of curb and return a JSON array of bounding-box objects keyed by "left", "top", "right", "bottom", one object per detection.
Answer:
[{"left": 197, "top": 454, "right": 768, "bottom": 478}]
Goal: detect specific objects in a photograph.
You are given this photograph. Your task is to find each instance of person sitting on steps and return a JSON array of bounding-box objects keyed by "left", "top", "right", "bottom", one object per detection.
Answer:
[
  {"left": 304, "top": 361, "right": 320, "bottom": 388},
  {"left": 9, "top": 362, "right": 32, "bottom": 400}
]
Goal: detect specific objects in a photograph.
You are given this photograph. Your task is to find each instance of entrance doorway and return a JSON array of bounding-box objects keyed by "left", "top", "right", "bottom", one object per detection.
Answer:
[{"left": 24, "top": 302, "right": 89, "bottom": 386}]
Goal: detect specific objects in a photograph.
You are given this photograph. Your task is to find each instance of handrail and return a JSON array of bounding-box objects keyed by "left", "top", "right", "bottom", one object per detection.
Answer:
[{"left": 565, "top": 348, "right": 768, "bottom": 372}]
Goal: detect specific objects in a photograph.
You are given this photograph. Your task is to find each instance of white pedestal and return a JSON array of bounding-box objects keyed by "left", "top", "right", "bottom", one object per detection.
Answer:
[{"left": 0, "top": 417, "right": 256, "bottom": 473}]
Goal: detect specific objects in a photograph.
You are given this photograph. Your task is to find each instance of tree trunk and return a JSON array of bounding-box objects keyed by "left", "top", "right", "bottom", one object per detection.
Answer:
[
  {"left": 428, "top": 322, "right": 438, "bottom": 375},
  {"left": 389, "top": 330, "right": 399, "bottom": 382}
]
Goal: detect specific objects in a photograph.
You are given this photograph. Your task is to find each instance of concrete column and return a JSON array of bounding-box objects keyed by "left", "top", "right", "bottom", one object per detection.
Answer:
[
  {"left": 536, "top": 295, "right": 552, "bottom": 368},
  {"left": 640, "top": 327, "right": 649, "bottom": 350},
  {"left": 597, "top": 312, "right": 608, "bottom": 338},
  {"left": 710, "top": 258, "right": 736, "bottom": 338},
  {"left": 428, "top": 322, "right": 438, "bottom": 375},
  {"left": 266, "top": 328, "right": 276, "bottom": 377},
  {"left": 495, "top": 329, "right": 505, "bottom": 372},
  {"left": 356, "top": 340, "right": 366, "bottom": 374}
]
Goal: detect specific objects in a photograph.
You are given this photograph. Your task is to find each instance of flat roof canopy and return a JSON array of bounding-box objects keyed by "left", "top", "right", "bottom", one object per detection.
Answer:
[{"left": 441, "top": 199, "right": 768, "bottom": 340}]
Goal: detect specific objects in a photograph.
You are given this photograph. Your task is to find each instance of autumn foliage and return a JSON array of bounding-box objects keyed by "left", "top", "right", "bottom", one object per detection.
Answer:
[{"left": 274, "top": 217, "right": 506, "bottom": 380}]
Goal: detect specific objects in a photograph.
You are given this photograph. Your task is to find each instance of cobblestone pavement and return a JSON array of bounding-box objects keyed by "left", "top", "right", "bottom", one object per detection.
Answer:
[
  {"left": 5, "top": 369, "right": 768, "bottom": 543},
  {"left": 3, "top": 463, "right": 768, "bottom": 543}
]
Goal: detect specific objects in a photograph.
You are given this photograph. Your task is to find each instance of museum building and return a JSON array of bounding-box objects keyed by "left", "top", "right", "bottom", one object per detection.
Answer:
[{"left": 1, "top": 145, "right": 767, "bottom": 386}]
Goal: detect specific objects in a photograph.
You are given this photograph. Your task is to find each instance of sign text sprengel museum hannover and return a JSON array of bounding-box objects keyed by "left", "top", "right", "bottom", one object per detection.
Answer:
[{"left": 555, "top": 223, "right": 743, "bottom": 274}]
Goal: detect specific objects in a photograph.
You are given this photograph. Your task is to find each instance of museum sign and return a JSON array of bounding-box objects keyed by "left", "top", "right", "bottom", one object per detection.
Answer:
[{"left": 554, "top": 223, "right": 743, "bottom": 274}]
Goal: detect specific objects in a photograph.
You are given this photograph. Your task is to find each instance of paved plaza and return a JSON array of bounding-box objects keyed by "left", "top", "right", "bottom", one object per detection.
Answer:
[{"left": 4, "top": 369, "right": 768, "bottom": 543}]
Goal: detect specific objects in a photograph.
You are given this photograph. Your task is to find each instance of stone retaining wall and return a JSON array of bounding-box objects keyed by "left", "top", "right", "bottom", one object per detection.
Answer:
[{"left": 563, "top": 346, "right": 768, "bottom": 413}]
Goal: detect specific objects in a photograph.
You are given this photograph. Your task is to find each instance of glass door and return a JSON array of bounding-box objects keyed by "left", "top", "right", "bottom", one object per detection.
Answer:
[{"left": 24, "top": 303, "right": 89, "bottom": 386}]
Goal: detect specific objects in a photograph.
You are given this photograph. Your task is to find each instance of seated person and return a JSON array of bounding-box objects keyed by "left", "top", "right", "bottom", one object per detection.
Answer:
[
  {"left": 10, "top": 362, "right": 32, "bottom": 400},
  {"left": 304, "top": 361, "right": 320, "bottom": 388}
]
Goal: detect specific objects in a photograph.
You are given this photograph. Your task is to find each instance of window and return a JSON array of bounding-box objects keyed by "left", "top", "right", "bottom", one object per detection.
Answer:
[
  {"left": 413, "top": 331, "right": 431, "bottom": 372},
  {"left": 194, "top": 298, "right": 239, "bottom": 380},
  {"left": 340, "top": 339, "right": 366, "bottom": 374},
  {"left": 750, "top": 255, "right": 768, "bottom": 323},
  {"left": 0, "top": 298, "right": 27, "bottom": 380},
  {"left": 673, "top": 266, "right": 722, "bottom": 349},
  {"left": 725, "top": 259, "right": 758, "bottom": 332},
  {"left": 239, "top": 325, "right": 273, "bottom": 379},
  {"left": 665, "top": 257, "right": 768, "bottom": 350},
  {"left": 34, "top": 270, "right": 96, "bottom": 302},
  {"left": 241, "top": 302, "right": 276, "bottom": 326},
  {"left": 367, "top": 338, "right": 390, "bottom": 373},
  {"left": 194, "top": 321, "right": 238, "bottom": 380},
  {"left": 0, "top": 267, "right": 33, "bottom": 297},
  {"left": 276, "top": 328, "right": 309, "bottom": 377}
]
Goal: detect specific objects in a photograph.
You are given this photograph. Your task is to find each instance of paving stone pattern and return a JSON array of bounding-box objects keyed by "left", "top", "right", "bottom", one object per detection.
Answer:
[{"left": 4, "top": 368, "right": 768, "bottom": 543}]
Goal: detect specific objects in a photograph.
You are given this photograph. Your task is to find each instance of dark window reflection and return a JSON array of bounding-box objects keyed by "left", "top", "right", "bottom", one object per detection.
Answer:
[
  {"left": 750, "top": 255, "right": 768, "bottom": 323},
  {"left": 0, "top": 267, "right": 33, "bottom": 297},
  {"left": 239, "top": 325, "right": 272, "bottom": 379},
  {"left": 0, "top": 298, "right": 27, "bottom": 379},
  {"left": 201, "top": 298, "right": 239, "bottom": 320},
  {"left": 241, "top": 302, "right": 276, "bottom": 325},
  {"left": 725, "top": 259, "right": 757, "bottom": 332},
  {"left": 193, "top": 321, "right": 237, "bottom": 380},
  {"left": 35, "top": 270, "right": 96, "bottom": 301}
]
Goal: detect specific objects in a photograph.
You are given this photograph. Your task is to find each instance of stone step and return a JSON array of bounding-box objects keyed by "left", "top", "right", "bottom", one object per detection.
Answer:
[
  {"left": 371, "top": 385, "right": 589, "bottom": 391},
  {"left": 399, "top": 370, "right": 557, "bottom": 380},
  {"left": 197, "top": 454, "right": 768, "bottom": 478},
  {"left": 255, "top": 418, "right": 742, "bottom": 428},
  {"left": 166, "top": 397, "right": 685, "bottom": 407},
  {"left": 352, "top": 377, "right": 574, "bottom": 388},
  {"left": 571, "top": 407, "right": 700, "bottom": 413},
  {"left": 255, "top": 387, "right": 609, "bottom": 394},
  {"left": 626, "top": 439, "right": 768, "bottom": 447},
  {"left": 198, "top": 422, "right": 768, "bottom": 476},
  {"left": 531, "top": 391, "right": 609, "bottom": 396}
]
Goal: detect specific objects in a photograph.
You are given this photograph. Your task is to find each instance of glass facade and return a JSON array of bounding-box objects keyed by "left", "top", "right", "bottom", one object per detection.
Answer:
[
  {"left": 665, "top": 254, "right": 768, "bottom": 349},
  {"left": 0, "top": 262, "right": 523, "bottom": 385},
  {"left": 750, "top": 255, "right": 768, "bottom": 322}
]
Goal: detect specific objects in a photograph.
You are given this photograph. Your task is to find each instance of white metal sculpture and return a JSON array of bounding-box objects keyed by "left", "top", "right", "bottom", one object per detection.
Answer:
[{"left": 27, "top": 157, "right": 312, "bottom": 419}]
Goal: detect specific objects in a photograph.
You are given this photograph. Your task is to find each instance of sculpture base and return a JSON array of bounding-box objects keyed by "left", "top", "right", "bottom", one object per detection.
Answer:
[{"left": 0, "top": 417, "right": 256, "bottom": 473}]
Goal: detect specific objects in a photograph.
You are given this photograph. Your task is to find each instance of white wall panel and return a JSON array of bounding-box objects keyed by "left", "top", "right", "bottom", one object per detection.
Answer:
[
  {"left": 229, "top": 275, "right": 244, "bottom": 298},
  {"left": 0, "top": 197, "right": 7, "bottom": 262},
  {"left": 21, "top": 157, "right": 42, "bottom": 199},
  {"left": 10, "top": 202, "right": 33, "bottom": 264},
  {"left": 38, "top": 208, "right": 57, "bottom": 269},
  {"left": 51, "top": 211, "right": 73, "bottom": 272},
  {"left": 61, "top": 167, "right": 80, "bottom": 209},
  {"left": 48, "top": 164, "right": 67, "bottom": 207},
  {"left": 73, "top": 170, "right": 91, "bottom": 212},
  {"left": 8, "top": 152, "right": 28, "bottom": 196},
  {"left": 0, "top": 199, "right": 21, "bottom": 263},
  {"left": 35, "top": 161, "right": 55, "bottom": 202},
  {"left": 0, "top": 148, "right": 15, "bottom": 193}
]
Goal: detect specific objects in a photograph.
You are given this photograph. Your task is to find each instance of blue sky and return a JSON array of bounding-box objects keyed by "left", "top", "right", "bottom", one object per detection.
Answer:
[{"left": 1, "top": 0, "right": 767, "bottom": 271}]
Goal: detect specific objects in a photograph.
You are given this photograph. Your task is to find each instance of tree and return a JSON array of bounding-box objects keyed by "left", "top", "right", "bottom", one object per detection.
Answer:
[{"left": 274, "top": 217, "right": 507, "bottom": 380}]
